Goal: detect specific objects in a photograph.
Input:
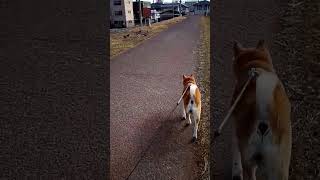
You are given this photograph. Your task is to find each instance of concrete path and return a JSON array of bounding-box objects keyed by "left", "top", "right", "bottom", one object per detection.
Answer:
[{"left": 110, "top": 16, "right": 202, "bottom": 180}]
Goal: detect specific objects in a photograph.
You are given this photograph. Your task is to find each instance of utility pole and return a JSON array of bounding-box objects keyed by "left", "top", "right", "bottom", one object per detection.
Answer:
[
  {"left": 172, "top": 0, "right": 174, "bottom": 18},
  {"left": 179, "top": 0, "right": 182, "bottom": 16},
  {"left": 139, "top": 0, "right": 143, "bottom": 26}
]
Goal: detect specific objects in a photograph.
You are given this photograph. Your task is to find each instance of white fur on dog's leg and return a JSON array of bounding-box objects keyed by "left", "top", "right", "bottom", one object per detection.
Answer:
[
  {"left": 265, "top": 157, "right": 287, "bottom": 180},
  {"left": 181, "top": 103, "right": 187, "bottom": 120},
  {"left": 187, "top": 113, "right": 191, "bottom": 125},
  {"left": 192, "top": 114, "right": 198, "bottom": 140},
  {"left": 232, "top": 149, "right": 242, "bottom": 178},
  {"left": 232, "top": 127, "right": 243, "bottom": 180},
  {"left": 232, "top": 152, "right": 243, "bottom": 180}
]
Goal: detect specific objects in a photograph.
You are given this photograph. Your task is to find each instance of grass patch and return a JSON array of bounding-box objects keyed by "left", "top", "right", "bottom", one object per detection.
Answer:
[
  {"left": 110, "top": 16, "right": 187, "bottom": 58},
  {"left": 195, "top": 16, "right": 210, "bottom": 180},
  {"left": 273, "top": 0, "right": 320, "bottom": 179}
]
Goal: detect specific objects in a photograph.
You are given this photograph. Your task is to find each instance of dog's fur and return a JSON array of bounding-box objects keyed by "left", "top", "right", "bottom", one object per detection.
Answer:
[
  {"left": 181, "top": 74, "right": 202, "bottom": 142},
  {"left": 231, "top": 40, "right": 292, "bottom": 180}
]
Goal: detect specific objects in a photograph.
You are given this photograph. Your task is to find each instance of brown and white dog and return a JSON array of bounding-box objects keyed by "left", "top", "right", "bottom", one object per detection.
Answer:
[
  {"left": 182, "top": 74, "right": 202, "bottom": 142},
  {"left": 231, "top": 40, "right": 292, "bottom": 180}
]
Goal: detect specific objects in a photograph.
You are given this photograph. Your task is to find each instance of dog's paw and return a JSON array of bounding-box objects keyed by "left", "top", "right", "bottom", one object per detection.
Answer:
[
  {"left": 191, "top": 137, "right": 197, "bottom": 143},
  {"left": 187, "top": 119, "right": 192, "bottom": 125}
]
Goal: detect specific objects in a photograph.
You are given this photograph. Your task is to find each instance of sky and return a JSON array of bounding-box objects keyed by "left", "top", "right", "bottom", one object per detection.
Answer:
[{"left": 134, "top": 0, "right": 210, "bottom": 3}]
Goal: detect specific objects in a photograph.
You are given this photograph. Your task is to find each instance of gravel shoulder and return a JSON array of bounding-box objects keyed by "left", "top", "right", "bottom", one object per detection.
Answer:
[
  {"left": 273, "top": 0, "right": 320, "bottom": 179},
  {"left": 195, "top": 16, "right": 210, "bottom": 180}
]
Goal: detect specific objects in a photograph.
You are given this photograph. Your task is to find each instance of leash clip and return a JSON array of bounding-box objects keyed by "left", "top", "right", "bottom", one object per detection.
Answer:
[{"left": 248, "top": 68, "right": 259, "bottom": 78}]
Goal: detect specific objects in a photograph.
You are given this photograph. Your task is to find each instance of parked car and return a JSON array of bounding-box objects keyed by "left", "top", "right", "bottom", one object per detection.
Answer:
[{"left": 151, "top": 10, "right": 161, "bottom": 23}]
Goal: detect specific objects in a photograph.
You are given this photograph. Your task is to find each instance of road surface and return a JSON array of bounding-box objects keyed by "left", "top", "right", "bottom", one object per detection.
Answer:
[{"left": 110, "top": 16, "right": 202, "bottom": 180}]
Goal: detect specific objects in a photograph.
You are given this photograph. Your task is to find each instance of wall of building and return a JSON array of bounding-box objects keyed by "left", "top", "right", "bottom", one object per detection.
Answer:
[
  {"left": 124, "top": 0, "right": 134, "bottom": 27},
  {"left": 185, "top": 1, "right": 197, "bottom": 12},
  {"left": 110, "top": 0, "right": 135, "bottom": 28},
  {"left": 194, "top": 4, "right": 210, "bottom": 15}
]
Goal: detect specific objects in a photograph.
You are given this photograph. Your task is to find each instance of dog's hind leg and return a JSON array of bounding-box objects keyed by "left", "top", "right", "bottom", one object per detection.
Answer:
[
  {"left": 232, "top": 130, "right": 243, "bottom": 180},
  {"left": 182, "top": 103, "right": 191, "bottom": 125},
  {"left": 184, "top": 111, "right": 191, "bottom": 126},
  {"left": 232, "top": 151, "right": 243, "bottom": 180},
  {"left": 187, "top": 113, "right": 192, "bottom": 125},
  {"left": 192, "top": 112, "right": 200, "bottom": 142},
  {"left": 243, "top": 164, "right": 257, "bottom": 180},
  {"left": 264, "top": 152, "right": 290, "bottom": 180}
]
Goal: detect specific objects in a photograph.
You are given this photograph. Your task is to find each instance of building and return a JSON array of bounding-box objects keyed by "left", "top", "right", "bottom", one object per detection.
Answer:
[
  {"left": 133, "top": 1, "right": 152, "bottom": 25},
  {"left": 193, "top": 0, "right": 210, "bottom": 15},
  {"left": 151, "top": 2, "right": 189, "bottom": 15},
  {"left": 110, "top": 0, "right": 135, "bottom": 28},
  {"left": 184, "top": 1, "right": 198, "bottom": 13}
]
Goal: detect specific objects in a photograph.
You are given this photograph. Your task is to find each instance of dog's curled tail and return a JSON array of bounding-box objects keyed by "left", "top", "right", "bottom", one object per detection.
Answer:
[
  {"left": 188, "top": 84, "right": 200, "bottom": 114},
  {"left": 256, "top": 71, "right": 278, "bottom": 135}
]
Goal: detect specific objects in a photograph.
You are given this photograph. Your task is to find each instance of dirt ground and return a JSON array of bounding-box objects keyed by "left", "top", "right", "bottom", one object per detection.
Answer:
[
  {"left": 273, "top": 0, "right": 320, "bottom": 179},
  {"left": 110, "top": 16, "right": 186, "bottom": 58},
  {"left": 195, "top": 16, "right": 210, "bottom": 180}
]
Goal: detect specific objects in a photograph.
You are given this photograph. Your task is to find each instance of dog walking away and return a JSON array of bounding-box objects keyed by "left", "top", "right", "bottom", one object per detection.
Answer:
[
  {"left": 231, "top": 40, "right": 292, "bottom": 180},
  {"left": 181, "top": 74, "right": 202, "bottom": 142}
]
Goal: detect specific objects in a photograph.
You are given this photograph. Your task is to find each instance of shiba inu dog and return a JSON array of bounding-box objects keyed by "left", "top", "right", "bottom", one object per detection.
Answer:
[
  {"left": 231, "top": 40, "right": 292, "bottom": 180},
  {"left": 181, "top": 74, "right": 202, "bottom": 142}
]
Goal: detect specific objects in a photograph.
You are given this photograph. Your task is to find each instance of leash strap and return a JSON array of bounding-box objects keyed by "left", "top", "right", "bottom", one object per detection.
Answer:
[
  {"left": 177, "top": 84, "right": 191, "bottom": 105},
  {"left": 215, "top": 68, "right": 259, "bottom": 137},
  {"left": 126, "top": 84, "right": 192, "bottom": 179}
]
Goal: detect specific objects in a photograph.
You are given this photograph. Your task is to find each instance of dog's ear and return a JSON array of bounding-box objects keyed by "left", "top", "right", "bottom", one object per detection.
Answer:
[
  {"left": 256, "top": 40, "right": 266, "bottom": 50},
  {"left": 183, "top": 75, "right": 186, "bottom": 79},
  {"left": 190, "top": 74, "right": 194, "bottom": 77},
  {"left": 233, "top": 40, "right": 243, "bottom": 56}
]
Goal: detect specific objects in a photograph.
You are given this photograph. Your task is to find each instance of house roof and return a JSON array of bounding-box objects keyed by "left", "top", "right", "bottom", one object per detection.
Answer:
[
  {"left": 151, "top": 3, "right": 188, "bottom": 9},
  {"left": 133, "top": 1, "right": 151, "bottom": 6},
  {"left": 193, "top": 1, "right": 210, "bottom": 6},
  {"left": 184, "top": 2, "right": 198, "bottom": 6}
]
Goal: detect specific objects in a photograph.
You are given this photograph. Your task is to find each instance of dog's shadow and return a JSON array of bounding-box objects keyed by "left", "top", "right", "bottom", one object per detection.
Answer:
[{"left": 138, "top": 111, "right": 198, "bottom": 161}]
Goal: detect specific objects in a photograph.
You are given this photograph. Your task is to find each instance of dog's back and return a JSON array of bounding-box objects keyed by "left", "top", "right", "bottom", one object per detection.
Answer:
[
  {"left": 182, "top": 74, "right": 202, "bottom": 141},
  {"left": 183, "top": 84, "right": 201, "bottom": 114},
  {"left": 182, "top": 75, "right": 201, "bottom": 114},
  {"left": 232, "top": 40, "right": 291, "bottom": 180}
]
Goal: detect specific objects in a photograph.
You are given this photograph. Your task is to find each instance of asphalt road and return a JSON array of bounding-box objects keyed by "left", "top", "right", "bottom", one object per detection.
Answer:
[
  {"left": 211, "top": 0, "right": 283, "bottom": 179},
  {"left": 1, "top": 1, "right": 108, "bottom": 178},
  {"left": 110, "top": 16, "right": 202, "bottom": 180}
]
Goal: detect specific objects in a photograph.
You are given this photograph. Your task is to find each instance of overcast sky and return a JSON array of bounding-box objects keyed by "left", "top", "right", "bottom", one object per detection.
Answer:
[{"left": 134, "top": 0, "right": 210, "bottom": 3}]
